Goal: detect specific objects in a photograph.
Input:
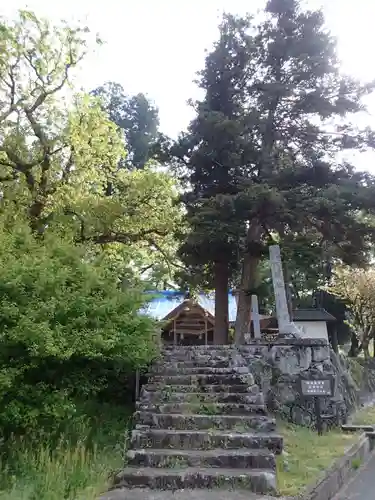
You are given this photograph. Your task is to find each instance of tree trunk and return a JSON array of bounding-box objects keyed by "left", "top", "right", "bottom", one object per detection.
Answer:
[
  {"left": 284, "top": 265, "right": 293, "bottom": 318},
  {"left": 234, "top": 224, "right": 262, "bottom": 345},
  {"left": 214, "top": 260, "right": 229, "bottom": 345},
  {"left": 330, "top": 325, "right": 339, "bottom": 354},
  {"left": 361, "top": 329, "right": 371, "bottom": 359},
  {"left": 363, "top": 340, "right": 370, "bottom": 360},
  {"left": 349, "top": 332, "right": 359, "bottom": 357}
]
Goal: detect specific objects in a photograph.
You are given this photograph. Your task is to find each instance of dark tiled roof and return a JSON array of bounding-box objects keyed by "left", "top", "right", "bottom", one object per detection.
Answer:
[
  {"left": 264, "top": 308, "right": 337, "bottom": 328},
  {"left": 292, "top": 308, "right": 336, "bottom": 322}
]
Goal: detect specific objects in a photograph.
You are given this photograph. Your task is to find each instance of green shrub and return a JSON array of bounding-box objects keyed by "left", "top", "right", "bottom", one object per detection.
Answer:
[{"left": 0, "top": 219, "right": 157, "bottom": 436}]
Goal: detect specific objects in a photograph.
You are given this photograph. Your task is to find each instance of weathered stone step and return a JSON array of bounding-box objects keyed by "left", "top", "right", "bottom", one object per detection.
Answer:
[
  {"left": 135, "top": 412, "right": 276, "bottom": 432},
  {"left": 140, "top": 390, "right": 263, "bottom": 405},
  {"left": 131, "top": 428, "right": 283, "bottom": 453},
  {"left": 162, "top": 346, "right": 236, "bottom": 353},
  {"left": 149, "top": 367, "right": 243, "bottom": 376},
  {"left": 152, "top": 360, "right": 232, "bottom": 371},
  {"left": 142, "top": 384, "right": 256, "bottom": 394},
  {"left": 131, "top": 428, "right": 283, "bottom": 454},
  {"left": 162, "top": 355, "right": 234, "bottom": 363},
  {"left": 114, "top": 466, "right": 277, "bottom": 494},
  {"left": 161, "top": 349, "right": 239, "bottom": 362},
  {"left": 99, "top": 487, "right": 276, "bottom": 500},
  {"left": 127, "top": 447, "right": 276, "bottom": 469},
  {"left": 148, "top": 374, "right": 254, "bottom": 386},
  {"left": 136, "top": 402, "right": 267, "bottom": 416}
]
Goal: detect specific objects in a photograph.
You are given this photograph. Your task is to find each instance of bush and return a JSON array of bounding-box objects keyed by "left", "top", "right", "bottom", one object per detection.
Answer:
[
  {"left": 0, "top": 219, "right": 158, "bottom": 436},
  {"left": 0, "top": 401, "right": 132, "bottom": 500}
]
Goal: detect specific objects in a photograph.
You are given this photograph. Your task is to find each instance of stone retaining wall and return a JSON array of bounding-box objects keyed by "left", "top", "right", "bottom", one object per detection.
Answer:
[{"left": 239, "top": 339, "right": 359, "bottom": 427}]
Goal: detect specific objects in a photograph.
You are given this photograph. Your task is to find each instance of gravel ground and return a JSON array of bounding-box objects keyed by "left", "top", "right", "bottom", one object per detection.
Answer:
[{"left": 99, "top": 489, "right": 281, "bottom": 500}]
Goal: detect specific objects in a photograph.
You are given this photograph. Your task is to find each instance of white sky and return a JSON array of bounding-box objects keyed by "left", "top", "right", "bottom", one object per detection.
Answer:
[{"left": 3, "top": 0, "right": 375, "bottom": 170}]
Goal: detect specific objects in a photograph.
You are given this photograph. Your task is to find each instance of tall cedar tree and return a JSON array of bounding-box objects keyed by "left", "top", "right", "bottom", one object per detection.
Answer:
[
  {"left": 233, "top": 0, "right": 375, "bottom": 341},
  {"left": 178, "top": 0, "right": 375, "bottom": 343},
  {"left": 174, "top": 14, "right": 253, "bottom": 343}
]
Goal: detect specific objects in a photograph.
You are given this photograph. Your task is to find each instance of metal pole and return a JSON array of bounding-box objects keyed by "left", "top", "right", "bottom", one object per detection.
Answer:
[
  {"left": 135, "top": 369, "right": 140, "bottom": 401},
  {"left": 314, "top": 397, "right": 323, "bottom": 435}
]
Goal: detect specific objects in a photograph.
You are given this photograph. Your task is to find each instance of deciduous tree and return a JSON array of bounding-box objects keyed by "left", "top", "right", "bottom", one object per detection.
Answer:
[
  {"left": 0, "top": 11, "right": 182, "bottom": 284},
  {"left": 92, "top": 82, "right": 160, "bottom": 169},
  {"left": 328, "top": 267, "right": 375, "bottom": 358}
]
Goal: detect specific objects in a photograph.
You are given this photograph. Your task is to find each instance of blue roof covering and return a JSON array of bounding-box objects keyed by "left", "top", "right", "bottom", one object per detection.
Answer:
[{"left": 140, "top": 291, "right": 238, "bottom": 322}]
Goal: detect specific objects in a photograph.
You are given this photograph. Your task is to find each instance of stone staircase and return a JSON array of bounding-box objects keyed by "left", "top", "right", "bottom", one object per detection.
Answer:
[{"left": 111, "top": 346, "right": 283, "bottom": 497}]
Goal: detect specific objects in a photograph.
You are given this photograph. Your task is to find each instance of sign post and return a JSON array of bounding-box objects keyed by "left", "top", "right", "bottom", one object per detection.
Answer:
[{"left": 298, "top": 378, "right": 334, "bottom": 435}]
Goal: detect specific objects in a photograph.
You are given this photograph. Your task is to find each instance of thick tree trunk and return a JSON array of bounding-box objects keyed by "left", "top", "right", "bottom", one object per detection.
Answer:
[
  {"left": 284, "top": 265, "right": 293, "bottom": 317},
  {"left": 330, "top": 325, "right": 339, "bottom": 354},
  {"left": 349, "top": 332, "right": 359, "bottom": 357},
  {"left": 214, "top": 260, "right": 229, "bottom": 345},
  {"left": 234, "top": 224, "right": 262, "bottom": 345},
  {"left": 363, "top": 340, "right": 370, "bottom": 360}
]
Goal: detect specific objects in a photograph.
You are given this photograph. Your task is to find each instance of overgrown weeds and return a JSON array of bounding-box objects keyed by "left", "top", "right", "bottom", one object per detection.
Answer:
[{"left": 0, "top": 401, "right": 132, "bottom": 500}]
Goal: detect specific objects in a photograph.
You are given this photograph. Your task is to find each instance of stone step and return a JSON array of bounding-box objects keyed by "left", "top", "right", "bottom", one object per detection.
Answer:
[
  {"left": 135, "top": 412, "right": 276, "bottom": 432},
  {"left": 99, "top": 488, "right": 276, "bottom": 500},
  {"left": 131, "top": 428, "right": 283, "bottom": 453},
  {"left": 152, "top": 360, "right": 233, "bottom": 371},
  {"left": 161, "top": 350, "right": 239, "bottom": 363},
  {"left": 161, "top": 356, "right": 233, "bottom": 363},
  {"left": 140, "top": 390, "right": 263, "bottom": 405},
  {"left": 142, "top": 384, "right": 257, "bottom": 394},
  {"left": 114, "top": 466, "right": 277, "bottom": 494},
  {"left": 127, "top": 447, "right": 276, "bottom": 469},
  {"left": 162, "top": 346, "right": 236, "bottom": 353},
  {"left": 161, "top": 355, "right": 238, "bottom": 364},
  {"left": 147, "top": 374, "right": 254, "bottom": 386},
  {"left": 136, "top": 402, "right": 267, "bottom": 416},
  {"left": 149, "top": 367, "right": 244, "bottom": 376}
]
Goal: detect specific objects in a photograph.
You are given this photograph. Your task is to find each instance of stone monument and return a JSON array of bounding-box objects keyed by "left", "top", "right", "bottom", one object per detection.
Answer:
[
  {"left": 251, "top": 294, "right": 261, "bottom": 339},
  {"left": 269, "top": 244, "right": 302, "bottom": 338}
]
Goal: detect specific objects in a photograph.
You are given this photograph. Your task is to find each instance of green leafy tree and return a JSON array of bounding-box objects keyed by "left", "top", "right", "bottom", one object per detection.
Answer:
[
  {"left": 0, "top": 11, "right": 183, "bottom": 286},
  {"left": 92, "top": 82, "right": 160, "bottom": 169},
  {"left": 0, "top": 215, "right": 157, "bottom": 436},
  {"left": 177, "top": 0, "right": 375, "bottom": 343},
  {"left": 71, "top": 167, "right": 184, "bottom": 288},
  {"left": 0, "top": 11, "right": 123, "bottom": 231},
  {"left": 328, "top": 267, "right": 375, "bottom": 358}
]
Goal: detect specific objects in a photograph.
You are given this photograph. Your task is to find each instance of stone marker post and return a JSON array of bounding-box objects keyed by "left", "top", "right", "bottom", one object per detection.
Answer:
[
  {"left": 251, "top": 294, "right": 261, "bottom": 340},
  {"left": 269, "top": 244, "right": 302, "bottom": 338}
]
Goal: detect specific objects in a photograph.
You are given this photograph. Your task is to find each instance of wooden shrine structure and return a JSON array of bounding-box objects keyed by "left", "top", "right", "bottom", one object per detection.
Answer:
[{"left": 161, "top": 299, "right": 215, "bottom": 346}]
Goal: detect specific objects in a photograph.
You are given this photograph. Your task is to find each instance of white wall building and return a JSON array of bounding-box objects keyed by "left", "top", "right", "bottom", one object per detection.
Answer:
[{"left": 292, "top": 309, "right": 336, "bottom": 343}]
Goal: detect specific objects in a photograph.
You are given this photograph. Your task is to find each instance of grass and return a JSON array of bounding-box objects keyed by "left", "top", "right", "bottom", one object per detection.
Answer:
[
  {"left": 0, "top": 401, "right": 133, "bottom": 500},
  {"left": 352, "top": 404, "right": 375, "bottom": 425},
  {"left": 277, "top": 421, "right": 359, "bottom": 497}
]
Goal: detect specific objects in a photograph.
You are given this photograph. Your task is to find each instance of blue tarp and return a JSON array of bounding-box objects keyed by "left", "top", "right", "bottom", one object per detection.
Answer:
[{"left": 140, "top": 290, "right": 238, "bottom": 323}]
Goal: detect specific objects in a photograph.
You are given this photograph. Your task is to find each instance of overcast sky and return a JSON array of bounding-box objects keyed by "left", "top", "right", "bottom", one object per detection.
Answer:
[{"left": 3, "top": 0, "right": 375, "bottom": 170}]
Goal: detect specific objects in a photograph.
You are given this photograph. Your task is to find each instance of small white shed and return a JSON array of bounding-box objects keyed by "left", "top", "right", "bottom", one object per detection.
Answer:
[{"left": 292, "top": 309, "right": 336, "bottom": 342}]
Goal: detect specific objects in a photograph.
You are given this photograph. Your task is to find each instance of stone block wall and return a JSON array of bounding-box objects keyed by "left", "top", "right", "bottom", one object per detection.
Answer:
[{"left": 239, "top": 339, "right": 359, "bottom": 428}]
